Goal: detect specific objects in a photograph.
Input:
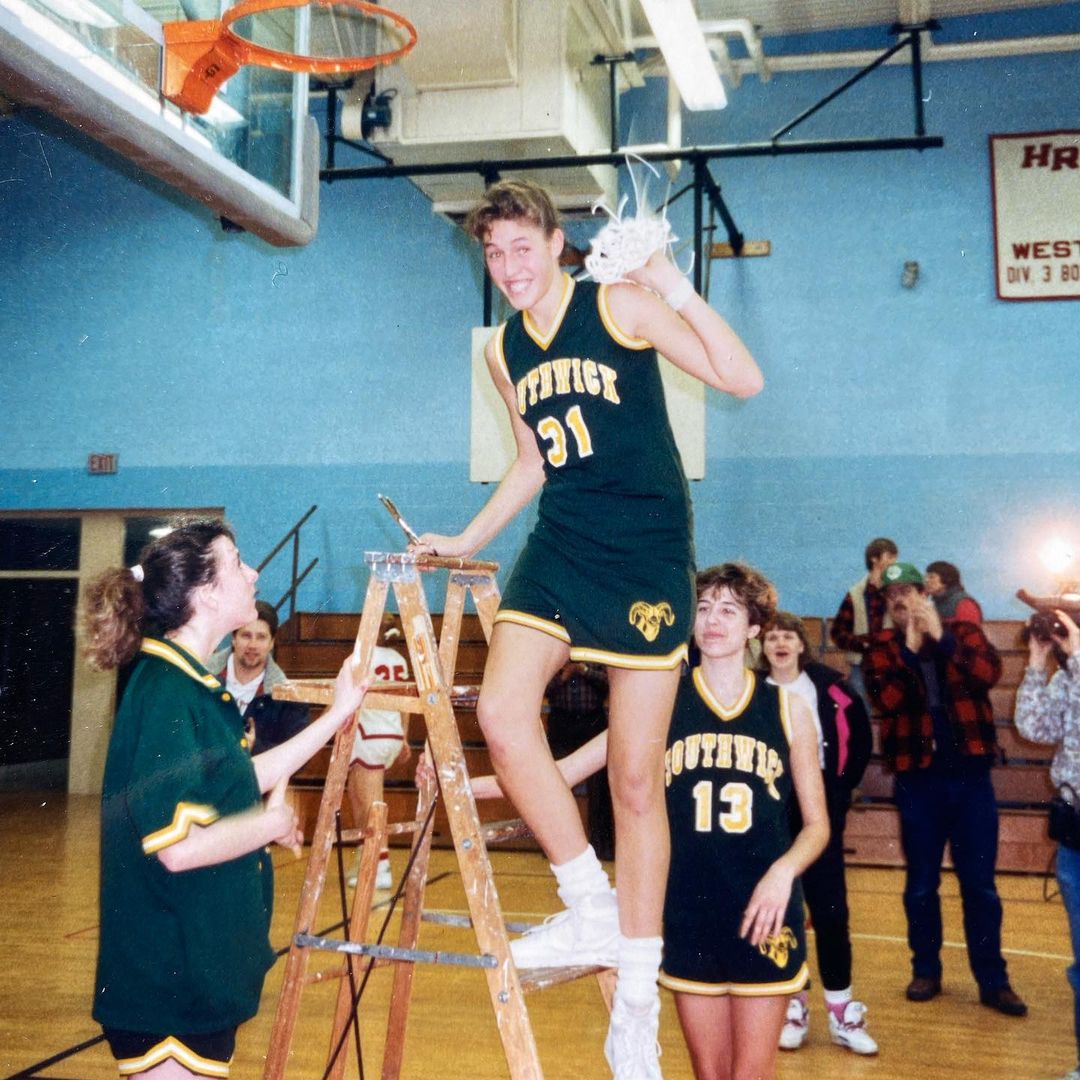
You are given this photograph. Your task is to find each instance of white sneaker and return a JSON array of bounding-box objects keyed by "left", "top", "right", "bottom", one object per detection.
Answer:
[
  {"left": 828, "top": 1000, "right": 878, "bottom": 1055},
  {"left": 375, "top": 856, "right": 393, "bottom": 891},
  {"left": 510, "top": 890, "right": 619, "bottom": 969},
  {"left": 778, "top": 996, "right": 809, "bottom": 1050},
  {"left": 604, "top": 997, "right": 662, "bottom": 1079}
]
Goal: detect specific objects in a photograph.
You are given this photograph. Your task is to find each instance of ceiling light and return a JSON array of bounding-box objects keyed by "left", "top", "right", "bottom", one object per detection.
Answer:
[
  {"left": 639, "top": 0, "right": 726, "bottom": 111},
  {"left": 1040, "top": 536, "right": 1076, "bottom": 576}
]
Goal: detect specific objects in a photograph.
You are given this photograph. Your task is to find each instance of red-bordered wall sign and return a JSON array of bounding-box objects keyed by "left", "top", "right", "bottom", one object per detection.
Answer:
[{"left": 989, "top": 130, "right": 1080, "bottom": 301}]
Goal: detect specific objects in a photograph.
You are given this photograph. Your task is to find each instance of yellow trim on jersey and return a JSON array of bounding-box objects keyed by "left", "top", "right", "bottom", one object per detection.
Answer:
[
  {"left": 491, "top": 322, "right": 511, "bottom": 384},
  {"left": 493, "top": 613, "right": 687, "bottom": 668},
  {"left": 117, "top": 1036, "right": 230, "bottom": 1077},
  {"left": 597, "top": 283, "right": 651, "bottom": 350},
  {"left": 570, "top": 643, "right": 688, "bottom": 671},
  {"left": 659, "top": 962, "right": 809, "bottom": 998},
  {"left": 140, "top": 638, "right": 221, "bottom": 690},
  {"left": 523, "top": 273, "right": 575, "bottom": 350},
  {"left": 777, "top": 686, "right": 794, "bottom": 745},
  {"left": 142, "top": 801, "right": 220, "bottom": 854},
  {"left": 694, "top": 666, "right": 755, "bottom": 721},
  {"left": 494, "top": 610, "right": 572, "bottom": 643}
]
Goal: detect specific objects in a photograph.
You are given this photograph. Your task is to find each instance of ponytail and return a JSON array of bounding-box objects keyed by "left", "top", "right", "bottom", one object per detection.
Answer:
[
  {"left": 83, "top": 567, "right": 145, "bottom": 670},
  {"left": 82, "top": 517, "right": 235, "bottom": 671}
]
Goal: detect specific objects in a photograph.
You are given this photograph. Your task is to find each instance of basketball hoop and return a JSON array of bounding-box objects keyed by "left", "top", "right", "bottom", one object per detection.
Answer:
[{"left": 162, "top": 0, "right": 417, "bottom": 115}]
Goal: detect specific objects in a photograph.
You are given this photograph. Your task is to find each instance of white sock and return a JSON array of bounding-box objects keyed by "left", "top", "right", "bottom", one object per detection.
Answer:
[
  {"left": 551, "top": 845, "right": 612, "bottom": 908},
  {"left": 615, "top": 935, "right": 663, "bottom": 1011},
  {"left": 824, "top": 986, "right": 853, "bottom": 1017}
]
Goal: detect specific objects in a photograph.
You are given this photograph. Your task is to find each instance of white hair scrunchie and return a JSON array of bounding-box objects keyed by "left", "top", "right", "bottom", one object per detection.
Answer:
[{"left": 129, "top": 564, "right": 145, "bottom": 583}]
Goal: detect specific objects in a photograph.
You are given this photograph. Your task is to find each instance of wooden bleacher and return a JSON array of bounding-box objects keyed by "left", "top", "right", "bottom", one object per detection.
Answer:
[
  {"left": 276, "top": 612, "right": 1056, "bottom": 874},
  {"left": 826, "top": 616, "right": 1056, "bottom": 874}
]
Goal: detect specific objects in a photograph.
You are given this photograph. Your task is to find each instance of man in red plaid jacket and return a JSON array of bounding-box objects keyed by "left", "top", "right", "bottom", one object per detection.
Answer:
[{"left": 864, "top": 562, "right": 1027, "bottom": 1018}]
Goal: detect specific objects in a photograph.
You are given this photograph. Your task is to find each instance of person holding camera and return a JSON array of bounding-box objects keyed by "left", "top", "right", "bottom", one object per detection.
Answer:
[
  {"left": 864, "top": 562, "right": 1026, "bottom": 1016},
  {"left": 1015, "top": 608, "right": 1080, "bottom": 1080}
]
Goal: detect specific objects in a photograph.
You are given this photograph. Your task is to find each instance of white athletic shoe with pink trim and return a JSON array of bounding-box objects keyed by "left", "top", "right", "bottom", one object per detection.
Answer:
[
  {"left": 828, "top": 1000, "right": 879, "bottom": 1055},
  {"left": 779, "top": 996, "right": 809, "bottom": 1050}
]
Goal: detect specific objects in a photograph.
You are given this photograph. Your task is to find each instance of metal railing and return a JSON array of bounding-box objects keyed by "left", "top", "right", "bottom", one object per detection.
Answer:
[{"left": 257, "top": 504, "right": 319, "bottom": 627}]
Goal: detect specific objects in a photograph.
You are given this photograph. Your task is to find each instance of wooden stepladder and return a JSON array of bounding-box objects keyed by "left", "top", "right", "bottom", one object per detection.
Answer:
[{"left": 264, "top": 551, "right": 613, "bottom": 1080}]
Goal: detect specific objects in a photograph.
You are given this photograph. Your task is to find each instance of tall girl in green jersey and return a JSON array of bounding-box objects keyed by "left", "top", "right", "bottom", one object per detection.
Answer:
[
  {"left": 412, "top": 179, "right": 763, "bottom": 1078},
  {"left": 84, "top": 519, "right": 369, "bottom": 1079}
]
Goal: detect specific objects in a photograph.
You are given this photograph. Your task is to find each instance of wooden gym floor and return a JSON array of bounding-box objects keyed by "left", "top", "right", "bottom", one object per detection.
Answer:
[{"left": 1, "top": 790, "right": 1075, "bottom": 1080}]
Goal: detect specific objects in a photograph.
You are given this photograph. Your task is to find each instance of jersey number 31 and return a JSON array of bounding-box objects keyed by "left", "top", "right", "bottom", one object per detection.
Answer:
[{"left": 537, "top": 405, "right": 594, "bottom": 467}]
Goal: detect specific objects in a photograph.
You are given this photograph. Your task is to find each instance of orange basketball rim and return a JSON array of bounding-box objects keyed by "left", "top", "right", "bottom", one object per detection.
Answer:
[{"left": 162, "top": 0, "right": 417, "bottom": 115}]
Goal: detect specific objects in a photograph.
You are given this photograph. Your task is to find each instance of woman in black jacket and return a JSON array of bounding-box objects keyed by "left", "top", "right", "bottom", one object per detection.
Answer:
[{"left": 762, "top": 611, "right": 877, "bottom": 1056}]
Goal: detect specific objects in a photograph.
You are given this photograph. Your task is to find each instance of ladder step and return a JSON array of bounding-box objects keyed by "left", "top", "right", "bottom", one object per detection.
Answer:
[
  {"left": 480, "top": 818, "right": 533, "bottom": 844},
  {"left": 333, "top": 818, "right": 425, "bottom": 844},
  {"left": 295, "top": 932, "right": 498, "bottom": 970},
  {"left": 304, "top": 964, "right": 349, "bottom": 987},
  {"left": 518, "top": 964, "right": 615, "bottom": 993},
  {"left": 274, "top": 678, "right": 481, "bottom": 708},
  {"left": 420, "top": 909, "right": 535, "bottom": 935},
  {"left": 302, "top": 959, "right": 398, "bottom": 985}
]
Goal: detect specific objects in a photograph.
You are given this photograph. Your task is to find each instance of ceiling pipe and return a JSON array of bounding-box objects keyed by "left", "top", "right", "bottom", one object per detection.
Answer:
[
  {"left": 635, "top": 17, "right": 1077, "bottom": 82},
  {"left": 724, "top": 32, "right": 1080, "bottom": 77},
  {"left": 321, "top": 135, "right": 944, "bottom": 183}
]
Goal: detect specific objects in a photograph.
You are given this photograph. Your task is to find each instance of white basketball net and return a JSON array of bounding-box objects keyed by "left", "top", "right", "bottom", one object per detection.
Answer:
[{"left": 584, "top": 157, "right": 684, "bottom": 284}]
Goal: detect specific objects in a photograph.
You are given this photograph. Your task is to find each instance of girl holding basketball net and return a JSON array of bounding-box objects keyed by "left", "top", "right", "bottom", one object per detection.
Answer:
[{"left": 411, "top": 179, "right": 762, "bottom": 1078}]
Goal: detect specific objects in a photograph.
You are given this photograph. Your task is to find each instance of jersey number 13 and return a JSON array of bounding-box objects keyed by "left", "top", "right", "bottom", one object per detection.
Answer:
[{"left": 692, "top": 779, "right": 753, "bottom": 834}]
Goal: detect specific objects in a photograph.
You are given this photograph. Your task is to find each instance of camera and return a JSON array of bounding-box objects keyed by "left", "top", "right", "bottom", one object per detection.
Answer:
[{"left": 1027, "top": 611, "right": 1067, "bottom": 643}]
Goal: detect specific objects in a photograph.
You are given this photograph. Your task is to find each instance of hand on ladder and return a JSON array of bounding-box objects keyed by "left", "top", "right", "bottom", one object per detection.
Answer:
[{"left": 267, "top": 775, "right": 303, "bottom": 859}]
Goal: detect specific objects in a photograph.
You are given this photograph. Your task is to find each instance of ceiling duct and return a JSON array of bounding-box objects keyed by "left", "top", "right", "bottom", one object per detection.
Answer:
[{"left": 342, "top": 0, "right": 627, "bottom": 216}]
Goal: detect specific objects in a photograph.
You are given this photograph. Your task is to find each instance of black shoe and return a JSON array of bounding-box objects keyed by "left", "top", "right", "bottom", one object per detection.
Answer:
[
  {"left": 979, "top": 984, "right": 1028, "bottom": 1016},
  {"left": 906, "top": 976, "right": 942, "bottom": 1002}
]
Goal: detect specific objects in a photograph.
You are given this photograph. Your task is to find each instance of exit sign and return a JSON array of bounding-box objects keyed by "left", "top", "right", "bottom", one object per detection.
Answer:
[{"left": 88, "top": 453, "right": 118, "bottom": 475}]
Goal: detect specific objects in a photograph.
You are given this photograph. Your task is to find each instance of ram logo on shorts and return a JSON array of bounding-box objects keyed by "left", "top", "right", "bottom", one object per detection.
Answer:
[
  {"left": 758, "top": 926, "right": 799, "bottom": 969},
  {"left": 628, "top": 600, "right": 676, "bottom": 642}
]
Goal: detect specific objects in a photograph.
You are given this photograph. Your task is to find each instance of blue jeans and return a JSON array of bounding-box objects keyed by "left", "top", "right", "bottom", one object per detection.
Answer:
[
  {"left": 894, "top": 769, "right": 1007, "bottom": 989},
  {"left": 1056, "top": 843, "right": 1080, "bottom": 1067}
]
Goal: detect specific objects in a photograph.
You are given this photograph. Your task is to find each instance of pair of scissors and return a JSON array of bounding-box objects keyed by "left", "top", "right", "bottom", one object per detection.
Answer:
[{"left": 378, "top": 494, "right": 422, "bottom": 546}]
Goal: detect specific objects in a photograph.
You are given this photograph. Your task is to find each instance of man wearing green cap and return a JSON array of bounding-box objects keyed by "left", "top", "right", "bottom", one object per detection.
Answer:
[{"left": 864, "top": 562, "right": 1027, "bottom": 1017}]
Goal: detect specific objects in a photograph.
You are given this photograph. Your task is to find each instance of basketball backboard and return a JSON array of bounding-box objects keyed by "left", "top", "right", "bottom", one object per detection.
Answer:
[{"left": 0, "top": 0, "right": 320, "bottom": 245}]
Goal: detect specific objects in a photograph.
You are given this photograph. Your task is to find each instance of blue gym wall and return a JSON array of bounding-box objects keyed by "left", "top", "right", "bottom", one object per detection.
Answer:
[{"left": 2, "top": 5, "right": 1079, "bottom": 618}]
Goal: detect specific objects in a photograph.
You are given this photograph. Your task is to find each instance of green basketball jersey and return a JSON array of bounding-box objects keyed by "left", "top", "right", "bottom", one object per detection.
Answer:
[
  {"left": 661, "top": 667, "right": 808, "bottom": 993},
  {"left": 495, "top": 274, "right": 692, "bottom": 569},
  {"left": 93, "top": 638, "right": 275, "bottom": 1034}
]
